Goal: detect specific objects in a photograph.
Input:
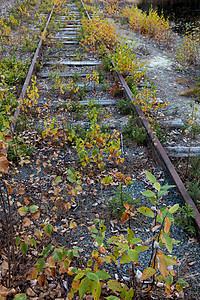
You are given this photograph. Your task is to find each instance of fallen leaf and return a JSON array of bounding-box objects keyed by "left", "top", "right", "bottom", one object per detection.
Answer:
[
  {"left": 37, "top": 273, "right": 46, "bottom": 287},
  {"left": 31, "top": 208, "right": 40, "bottom": 220},
  {"left": 0, "top": 157, "right": 9, "bottom": 174},
  {"left": 0, "top": 285, "right": 16, "bottom": 300},
  {"left": 188, "top": 261, "right": 196, "bottom": 266},
  {"left": 1, "top": 261, "right": 8, "bottom": 270},
  {"left": 23, "top": 217, "right": 33, "bottom": 227}
]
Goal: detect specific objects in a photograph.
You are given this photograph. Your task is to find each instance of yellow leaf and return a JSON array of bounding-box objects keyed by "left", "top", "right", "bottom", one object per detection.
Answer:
[{"left": 142, "top": 267, "right": 156, "bottom": 280}]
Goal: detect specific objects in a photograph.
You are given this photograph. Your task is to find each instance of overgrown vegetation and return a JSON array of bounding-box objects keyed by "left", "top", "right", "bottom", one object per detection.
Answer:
[{"left": 0, "top": 0, "right": 199, "bottom": 299}]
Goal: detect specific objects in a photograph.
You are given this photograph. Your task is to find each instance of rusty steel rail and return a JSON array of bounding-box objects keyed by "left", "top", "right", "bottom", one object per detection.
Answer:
[
  {"left": 80, "top": 0, "right": 200, "bottom": 238},
  {"left": 11, "top": 5, "right": 55, "bottom": 133},
  {"left": 114, "top": 67, "right": 200, "bottom": 238}
]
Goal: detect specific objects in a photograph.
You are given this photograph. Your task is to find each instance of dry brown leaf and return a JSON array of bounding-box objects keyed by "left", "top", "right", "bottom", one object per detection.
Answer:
[
  {"left": 0, "top": 157, "right": 9, "bottom": 174},
  {"left": 157, "top": 254, "right": 168, "bottom": 279},
  {"left": 37, "top": 273, "right": 47, "bottom": 286},
  {"left": 26, "top": 267, "right": 38, "bottom": 280},
  {"left": 31, "top": 208, "right": 40, "bottom": 220},
  {"left": 121, "top": 212, "right": 129, "bottom": 223},
  {"left": 34, "top": 230, "right": 43, "bottom": 240},
  {"left": 0, "top": 285, "right": 16, "bottom": 299},
  {"left": 37, "top": 273, "right": 47, "bottom": 287},
  {"left": 1, "top": 261, "right": 8, "bottom": 270},
  {"left": 23, "top": 217, "right": 33, "bottom": 227},
  {"left": 17, "top": 184, "right": 25, "bottom": 195},
  {"left": 143, "top": 235, "right": 156, "bottom": 244},
  {"left": 26, "top": 287, "right": 37, "bottom": 297},
  {"left": 23, "top": 197, "right": 30, "bottom": 205}
]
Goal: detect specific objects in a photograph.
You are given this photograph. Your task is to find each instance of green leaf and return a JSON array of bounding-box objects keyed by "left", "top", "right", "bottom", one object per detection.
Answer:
[
  {"left": 135, "top": 245, "right": 149, "bottom": 253},
  {"left": 177, "top": 278, "right": 189, "bottom": 287},
  {"left": 67, "top": 168, "right": 76, "bottom": 182},
  {"left": 120, "top": 285, "right": 127, "bottom": 298},
  {"left": 29, "top": 238, "right": 37, "bottom": 250},
  {"left": 158, "top": 184, "right": 175, "bottom": 198},
  {"left": 107, "top": 236, "right": 120, "bottom": 244},
  {"left": 29, "top": 205, "right": 39, "bottom": 214},
  {"left": 54, "top": 176, "right": 62, "bottom": 184},
  {"left": 92, "top": 281, "right": 101, "bottom": 300},
  {"left": 90, "top": 228, "right": 98, "bottom": 234},
  {"left": 104, "top": 255, "right": 112, "bottom": 263},
  {"left": 166, "top": 275, "right": 173, "bottom": 285},
  {"left": 176, "top": 284, "right": 183, "bottom": 292},
  {"left": 156, "top": 275, "right": 164, "bottom": 282},
  {"left": 169, "top": 204, "right": 179, "bottom": 214},
  {"left": 125, "top": 288, "right": 134, "bottom": 300},
  {"left": 127, "top": 227, "right": 134, "bottom": 242},
  {"left": 120, "top": 254, "right": 131, "bottom": 264},
  {"left": 44, "top": 224, "right": 53, "bottom": 235},
  {"left": 79, "top": 277, "right": 91, "bottom": 298},
  {"left": 14, "top": 294, "right": 27, "bottom": 300},
  {"left": 40, "top": 244, "right": 52, "bottom": 258},
  {"left": 142, "top": 190, "right": 156, "bottom": 198},
  {"left": 161, "top": 233, "right": 173, "bottom": 253},
  {"left": 95, "top": 270, "right": 111, "bottom": 280},
  {"left": 35, "top": 258, "right": 46, "bottom": 272},
  {"left": 138, "top": 207, "right": 154, "bottom": 218},
  {"left": 18, "top": 206, "right": 28, "bottom": 216},
  {"left": 108, "top": 280, "right": 123, "bottom": 292},
  {"left": 142, "top": 267, "right": 156, "bottom": 280},
  {"left": 87, "top": 260, "right": 93, "bottom": 267},
  {"left": 20, "top": 242, "right": 28, "bottom": 254},
  {"left": 106, "top": 297, "right": 120, "bottom": 300},
  {"left": 68, "top": 167, "right": 75, "bottom": 177},
  {"left": 94, "top": 218, "right": 100, "bottom": 224},
  {"left": 154, "top": 182, "right": 160, "bottom": 191},
  {"left": 116, "top": 242, "right": 129, "bottom": 253},
  {"left": 127, "top": 249, "right": 138, "bottom": 262},
  {"left": 163, "top": 255, "right": 178, "bottom": 266},
  {"left": 109, "top": 253, "right": 119, "bottom": 265},
  {"left": 74, "top": 273, "right": 85, "bottom": 281},
  {"left": 87, "top": 272, "right": 99, "bottom": 282},
  {"left": 95, "top": 236, "right": 104, "bottom": 246},
  {"left": 129, "top": 238, "right": 142, "bottom": 244},
  {"left": 53, "top": 250, "right": 63, "bottom": 261},
  {"left": 63, "top": 260, "right": 70, "bottom": 268},
  {"left": 16, "top": 236, "right": 20, "bottom": 247},
  {"left": 145, "top": 171, "right": 156, "bottom": 183}
]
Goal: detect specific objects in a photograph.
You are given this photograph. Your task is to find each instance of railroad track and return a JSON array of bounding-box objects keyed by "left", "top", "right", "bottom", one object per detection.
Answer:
[{"left": 1, "top": 0, "right": 200, "bottom": 298}]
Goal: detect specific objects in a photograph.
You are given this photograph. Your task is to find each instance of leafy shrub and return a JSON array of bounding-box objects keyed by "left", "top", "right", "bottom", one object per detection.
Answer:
[
  {"left": 81, "top": 12, "right": 117, "bottom": 51},
  {"left": 121, "top": 5, "right": 171, "bottom": 42}
]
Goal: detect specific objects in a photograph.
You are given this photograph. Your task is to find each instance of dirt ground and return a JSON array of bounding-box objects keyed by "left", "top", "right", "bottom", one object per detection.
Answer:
[{"left": 0, "top": 0, "right": 16, "bottom": 13}]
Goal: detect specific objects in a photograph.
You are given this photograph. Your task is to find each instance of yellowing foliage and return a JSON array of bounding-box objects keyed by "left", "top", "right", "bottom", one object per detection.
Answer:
[
  {"left": 81, "top": 13, "right": 117, "bottom": 51},
  {"left": 121, "top": 6, "right": 171, "bottom": 42}
]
